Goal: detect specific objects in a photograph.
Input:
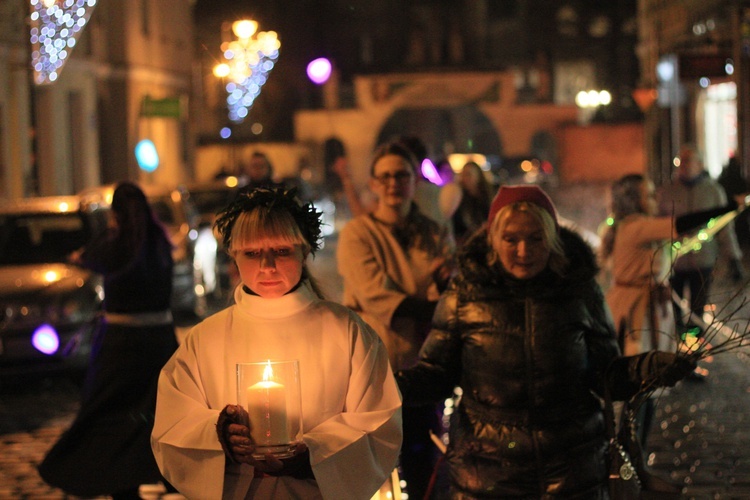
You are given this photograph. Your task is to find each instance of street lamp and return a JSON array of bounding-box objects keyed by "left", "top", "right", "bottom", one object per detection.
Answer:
[
  {"left": 213, "top": 19, "right": 280, "bottom": 123},
  {"left": 575, "top": 89, "right": 612, "bottom": 108},
  {"left": 575, "top": 89, "right": 611, "bottom": 124}
]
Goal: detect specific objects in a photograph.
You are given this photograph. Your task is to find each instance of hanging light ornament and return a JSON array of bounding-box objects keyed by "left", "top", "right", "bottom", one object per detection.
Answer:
[
  {"left": 213, "top": 20, "right": 280, "bottom": 123},
  {"left": 29, "top": 0, "right": 98, "bottom": 85}
]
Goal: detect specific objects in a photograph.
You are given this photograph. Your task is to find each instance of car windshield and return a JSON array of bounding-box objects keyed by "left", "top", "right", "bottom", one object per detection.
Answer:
[
  {"left": 0, "top": 213, "right": 92, "bottom": 265},
  {"left": 190, "top": 189, "right": 235, "bottom": 216}
]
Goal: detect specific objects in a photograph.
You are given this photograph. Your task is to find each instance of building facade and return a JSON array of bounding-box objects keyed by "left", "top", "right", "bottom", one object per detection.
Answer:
[
  {"left": 194, "top": 0, "right": 643, "bottom": 187},
  {"left": 637, "top": 0, "right": 749, "bottom": 184},
  {"left": 0, "top": 0, "right": 196, "bottom": 201}
]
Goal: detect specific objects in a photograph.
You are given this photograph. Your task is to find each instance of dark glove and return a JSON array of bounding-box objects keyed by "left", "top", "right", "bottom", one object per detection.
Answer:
[
  {"left": 641, "top": 351, "right": 697, "bottom": 388},
  {"left": 216, "top": 404, "right": 253, "bottom": 463}
]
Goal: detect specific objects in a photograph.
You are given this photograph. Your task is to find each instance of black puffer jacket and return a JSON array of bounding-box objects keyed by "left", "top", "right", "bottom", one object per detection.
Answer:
[{"left": 399, "top": 227, "right": 647, "bottom": 498}]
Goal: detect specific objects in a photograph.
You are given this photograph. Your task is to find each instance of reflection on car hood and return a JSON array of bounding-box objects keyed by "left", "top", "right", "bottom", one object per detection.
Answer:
[{"left": 0, "top": 263, "right": 94, "bottom": 297}]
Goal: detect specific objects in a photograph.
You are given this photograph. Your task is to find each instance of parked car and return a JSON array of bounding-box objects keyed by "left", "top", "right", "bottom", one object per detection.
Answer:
[
  {"left": 79, "top": 183, "right": 213, "bottom": 319},
  {"left": 182, "top": 177, "right": 246, "bottom": 298},
  {"left": 0, "top": 196, "right": 109, "bottom": 377}
]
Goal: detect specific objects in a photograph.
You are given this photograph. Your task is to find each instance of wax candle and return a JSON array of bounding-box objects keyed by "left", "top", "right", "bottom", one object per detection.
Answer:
[{"left": 245, "top": 361, "right": 290, "bottom": 445}]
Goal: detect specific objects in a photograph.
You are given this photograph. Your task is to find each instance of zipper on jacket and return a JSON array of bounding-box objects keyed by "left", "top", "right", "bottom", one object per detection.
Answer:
[{"left": 524, "top": 295, "right": 544, "bottom": 495}]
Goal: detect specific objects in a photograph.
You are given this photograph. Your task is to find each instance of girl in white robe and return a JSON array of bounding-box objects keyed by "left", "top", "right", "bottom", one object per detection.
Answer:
[{"left": 151, "top": 187, "right": 402, "bottom": 499}]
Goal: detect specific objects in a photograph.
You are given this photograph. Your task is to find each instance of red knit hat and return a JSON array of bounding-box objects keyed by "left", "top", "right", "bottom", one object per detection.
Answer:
[{"left": 488, "top": 185, "right": 559, "bottom": 229}]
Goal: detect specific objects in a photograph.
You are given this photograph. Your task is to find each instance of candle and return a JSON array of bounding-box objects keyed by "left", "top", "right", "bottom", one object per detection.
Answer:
[{"left": 245, "top": 361, "right": 290, "bottom": 445}]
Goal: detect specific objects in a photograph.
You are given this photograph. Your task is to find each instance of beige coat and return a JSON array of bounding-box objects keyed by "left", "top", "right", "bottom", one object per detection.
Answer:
[
  {"left": 337, "top": 213, "right": 452, "bottom": 370},
  {"left": 605, "top": 214, "right": 676, "bottom": 356}
]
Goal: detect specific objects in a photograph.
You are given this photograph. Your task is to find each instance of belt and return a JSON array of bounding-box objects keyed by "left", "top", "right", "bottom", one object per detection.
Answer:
[
  {"left": 104, "top": 310, "right": 173, "bottom": 326},
  {"left": 614, "top": 280, "right": 650, "bottom": 288}
]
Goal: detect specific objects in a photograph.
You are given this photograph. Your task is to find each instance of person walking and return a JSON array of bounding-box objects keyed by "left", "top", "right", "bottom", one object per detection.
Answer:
[
  {"left": 39, "top": 181, "right": 179, "bottom": 499},
  {"left": 151, "top": 187, "right": 402, "bottom": 499},
  {"left": 336, "top": 140, "right": 454, "bottom": 499},
  {"left": 397, "top": 184, "right": 696, "bottom": 498},
  {"left": 658, "top": 144, "right": 744, "bottom": 364},
  {"left": 450, "top": 160, "right": 495, "bottom": 245},
  {"left": 718, "top": 156, "right": 750, "bottom": 246},
  {"left": 601, "top": 174, "right": 677, "bottom": 357}
]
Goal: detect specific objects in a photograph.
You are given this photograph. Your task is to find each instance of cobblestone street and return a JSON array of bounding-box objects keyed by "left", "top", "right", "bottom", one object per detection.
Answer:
[{"left": 0, "top": 377, "right": 79, "bottom": 499}]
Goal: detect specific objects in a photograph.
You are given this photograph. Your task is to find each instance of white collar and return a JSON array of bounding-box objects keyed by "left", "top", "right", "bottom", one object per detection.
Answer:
[{"left": 234, "top": 280, "right": 317, "bottom": 319}]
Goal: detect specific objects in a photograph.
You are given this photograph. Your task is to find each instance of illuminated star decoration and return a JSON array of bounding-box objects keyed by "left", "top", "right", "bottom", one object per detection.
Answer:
[
  {"left": 29, "top": 0, "right": 97, "bottom": 85},
  {"left": 214, "top": 20, "right": 280, "bottom": 123}
]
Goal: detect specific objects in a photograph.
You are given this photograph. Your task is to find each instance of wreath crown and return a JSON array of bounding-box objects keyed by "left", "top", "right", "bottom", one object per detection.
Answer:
[{"left": 214, "top": 187, "right": 324, "bottom": 254}]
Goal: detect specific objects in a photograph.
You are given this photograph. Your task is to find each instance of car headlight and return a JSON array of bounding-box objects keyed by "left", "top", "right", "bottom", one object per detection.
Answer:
[{"left": 3, "top": 302, "right": 45, "bottom": 324}]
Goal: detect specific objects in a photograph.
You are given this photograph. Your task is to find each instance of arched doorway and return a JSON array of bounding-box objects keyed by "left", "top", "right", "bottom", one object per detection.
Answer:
[{"left": 375, "top": 106, "right": 502, "bottom": 162}]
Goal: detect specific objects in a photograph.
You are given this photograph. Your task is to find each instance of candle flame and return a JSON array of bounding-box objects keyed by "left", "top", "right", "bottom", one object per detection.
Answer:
[{"left": 262, "top": 360, "right": 274, "bottom": 381}]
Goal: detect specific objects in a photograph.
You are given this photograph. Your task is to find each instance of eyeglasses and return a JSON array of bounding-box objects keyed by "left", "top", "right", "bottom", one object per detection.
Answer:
[{"left": 372, "top": 171, "right": 413, "bottom": 185}]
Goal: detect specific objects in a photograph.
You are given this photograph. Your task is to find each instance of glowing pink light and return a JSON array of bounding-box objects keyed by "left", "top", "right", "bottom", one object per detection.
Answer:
[
  {"left": 421, "top": 159, "right": 444, "bottom": 186},
  {"left": 306, "top": 57, "right": 332, "bottom": 85},
  {"left": 32, "top": 324, "right": 60, "bottom": 355}
]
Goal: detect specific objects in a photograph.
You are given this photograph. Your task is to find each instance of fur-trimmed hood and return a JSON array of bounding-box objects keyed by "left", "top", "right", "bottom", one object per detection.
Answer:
[{"left": 452, "top": 225, "right": 600, "bottom": 299}]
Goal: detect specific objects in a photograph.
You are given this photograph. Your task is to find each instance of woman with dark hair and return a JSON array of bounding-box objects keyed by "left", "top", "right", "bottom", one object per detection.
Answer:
[
  {"left": 39, "top": 181, "right": 178, "bottom": 499},
  {"left": 397, "top": 184, "right": 696, "bottom": 498},
  {"left": 336, "top": 140, "right": 455, "bottom": 499},
  {"left": 600, "top": 174, "right": 677, "bottom": 356},
  {"left": 600, "top": 173, "right": 736, "bottom": 356},
  {"left": 451, "top": 160, "right": 495, "bottom": 244}
]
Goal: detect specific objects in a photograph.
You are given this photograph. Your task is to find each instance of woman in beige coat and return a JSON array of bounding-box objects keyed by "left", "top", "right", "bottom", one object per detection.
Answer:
[
  {"left": 337, "top": 140, "right": 453, "bottom": 499},
  {"left": 600, "top": 174, "right": 677, "bottom": 357}
]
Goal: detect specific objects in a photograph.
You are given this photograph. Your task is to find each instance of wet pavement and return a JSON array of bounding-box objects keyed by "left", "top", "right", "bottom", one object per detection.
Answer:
[
  {"left": 642, "top": 272, "right": 750, "bottom": 498},
  {"left": 2, "top": 216, "right": 750, "bottom": 499}
]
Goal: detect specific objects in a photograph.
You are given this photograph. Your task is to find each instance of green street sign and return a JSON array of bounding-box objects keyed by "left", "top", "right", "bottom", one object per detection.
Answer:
[{"left": 141, "top": 96, "right": 183, "bottom": 118}]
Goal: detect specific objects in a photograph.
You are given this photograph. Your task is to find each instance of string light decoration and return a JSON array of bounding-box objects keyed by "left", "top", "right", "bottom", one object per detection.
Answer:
[
  {"left": 213, "top": 20, "right": 280, "bottom": 123},
  {"left": 29, "top": 0, "right": 98, "bottom": 85}
]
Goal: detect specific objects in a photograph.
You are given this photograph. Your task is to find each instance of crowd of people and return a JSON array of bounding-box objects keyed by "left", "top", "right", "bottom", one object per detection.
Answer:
[{"left": 37, "top": 138, "right": 747, "bottom": 499}]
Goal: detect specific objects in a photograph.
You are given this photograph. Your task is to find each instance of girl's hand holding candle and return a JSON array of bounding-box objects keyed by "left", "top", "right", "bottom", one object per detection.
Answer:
[
  {"left": 216, "top": 404, "right": 253, "bottom": 463},
  {"left": 216, "top": 404, "right": 286, "bottom": 470}
]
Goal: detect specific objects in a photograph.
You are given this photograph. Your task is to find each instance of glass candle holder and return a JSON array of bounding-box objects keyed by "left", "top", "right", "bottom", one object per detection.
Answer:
[{"left": 237, "top": 359, "right": 303, "bottom": 459}]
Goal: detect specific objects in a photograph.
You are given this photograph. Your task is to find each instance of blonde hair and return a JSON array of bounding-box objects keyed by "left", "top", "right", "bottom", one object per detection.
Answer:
[
  {"left": 229, "top": 207, "right": 324, "bottom": 298},
  {"left": 487, "top": 201, "right": 568, "bottom": 276},
  {"left": 229, "top": 208, "right": 310, "bottom": 255}
]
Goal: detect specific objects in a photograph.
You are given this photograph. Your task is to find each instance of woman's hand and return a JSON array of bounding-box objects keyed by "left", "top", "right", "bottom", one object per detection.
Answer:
[
  {"left": 332, "top": 157, "right": 352, "bottom": 184},
  {"left": 217, "top": 406, "right": 312, "bottom": 476},
  {"left": 431, "top": 257, "right": 455, "bottom": 293},
  {"left": 642, "top": 351, "right": 697, "bottom": 387},
  {"left": 216, "top": 404, "right": 255, "bottom": 464},
  {"left": 255, "top": 443, "right": 312, "bottom": 478}
]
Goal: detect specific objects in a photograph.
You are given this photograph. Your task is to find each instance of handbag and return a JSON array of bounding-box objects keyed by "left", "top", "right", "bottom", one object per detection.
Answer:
[
  {"left": 604, "top": 385, "right": 642, "bottom": 499},
  {"left": 616, "top": 398, "right": 684, "bottom": 499}
]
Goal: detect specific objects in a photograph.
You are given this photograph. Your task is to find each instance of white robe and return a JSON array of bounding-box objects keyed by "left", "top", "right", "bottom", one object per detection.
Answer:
[{"left": 151, "top": 281, "right": 403, "bottom": 499}]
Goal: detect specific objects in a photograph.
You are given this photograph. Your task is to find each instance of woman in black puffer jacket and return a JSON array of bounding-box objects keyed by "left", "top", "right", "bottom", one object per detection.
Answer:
[{"left": 397, "top": 185, "right": 695, "bottom": 499}]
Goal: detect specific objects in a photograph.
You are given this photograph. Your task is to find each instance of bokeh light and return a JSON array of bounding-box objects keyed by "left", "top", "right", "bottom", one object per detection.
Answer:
[
  {"left": 306, "top": 57, "right": 332, "bottom": 85},
  {"left": 32, "top": 324, "right": 59, "bottom": 355},
  {"left": 135, "top": 139, "right": 160, "bottom": 172}
]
